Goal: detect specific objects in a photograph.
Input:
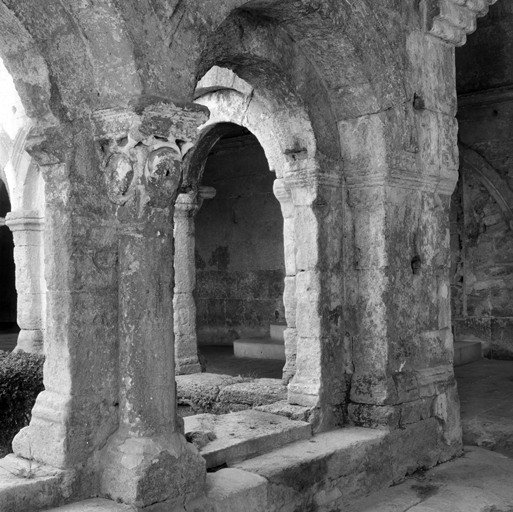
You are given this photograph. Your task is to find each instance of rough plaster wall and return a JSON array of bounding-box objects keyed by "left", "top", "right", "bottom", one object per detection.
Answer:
[
  {"left": 195, "top": 132, "right": 285, "bottom": 344},
  {"left": 0, "top": 180, "right": 16, "bottom": 323}
]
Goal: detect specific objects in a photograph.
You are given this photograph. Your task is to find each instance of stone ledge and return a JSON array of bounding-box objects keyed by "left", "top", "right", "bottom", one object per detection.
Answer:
[
  {"left": 177, "top": 373, "right": 288, "bottom": 415},
  {"left": 184, "top": 409, "right": 312, "bottom": 468},
  {"left": 46, "top": 498, "right": 131, "bottom": 511},
  {"left": 0, "top": 454, "right": 76, "bottom": 512},
  {"left": 254, "top": 400, "right": 311, "bottom": 422}
]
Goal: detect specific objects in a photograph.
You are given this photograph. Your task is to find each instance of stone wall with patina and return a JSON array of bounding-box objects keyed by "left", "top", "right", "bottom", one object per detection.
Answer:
[
  {"left": 195, "top": 130, "right": 285, "bottom": 345},
  {"left": 452, "top": 2, "right": 513, "bottom": 359}
]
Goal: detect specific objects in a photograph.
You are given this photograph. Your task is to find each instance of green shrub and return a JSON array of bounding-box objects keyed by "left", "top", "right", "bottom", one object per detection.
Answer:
[{"left": 0, "top": 350, "right": 44, "bottom": 457}]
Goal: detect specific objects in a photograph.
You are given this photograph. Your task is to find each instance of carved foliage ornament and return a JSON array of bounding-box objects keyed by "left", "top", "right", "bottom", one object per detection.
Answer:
[
  {"left": 425, "top": 0, "right": 498, "bottom": 46},
  {"left": 92, "top": 104, "right": 208, "bottom": 215}
]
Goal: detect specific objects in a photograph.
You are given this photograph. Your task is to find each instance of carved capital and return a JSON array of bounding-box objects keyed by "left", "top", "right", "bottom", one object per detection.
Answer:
[
  {"left": 174, "top": 186, "right": 216, "bottom": 217},
  {"left": 92, "top": 101, "right": 210, "bottom": 219},
  {"left": 425, "top": 0, "right": 497, "bottom": 46}
]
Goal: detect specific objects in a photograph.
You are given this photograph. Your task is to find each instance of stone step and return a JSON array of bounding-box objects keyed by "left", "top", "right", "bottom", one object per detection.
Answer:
[
  {"left": 0, "top": 454, "right": 72, "bottom": 512},
  {"left": 46, "top": 498, "right": 131, "bottom": 511},
  {"left": 454, "top": 341, "right": 482, "bottom": 367},
  {"left": 233, "top": 337, "right": 285, "bottom": 360},
  {"left": 184, "top": 409, "right": 312, "bottom": 469},
  {"left": 270, "top": 322, "right": 287, "bottom": 340}
]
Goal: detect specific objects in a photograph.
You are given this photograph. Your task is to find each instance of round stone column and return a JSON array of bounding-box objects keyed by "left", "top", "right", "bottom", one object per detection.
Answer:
[
  {"left": 5, "top": 210, "right": 45, "bottom": 353},
  {"left": 174, "top": 186, "right": 215, "bottom": 375}
]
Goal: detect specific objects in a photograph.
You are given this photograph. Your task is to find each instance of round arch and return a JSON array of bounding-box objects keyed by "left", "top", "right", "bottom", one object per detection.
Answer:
[{"left": 179, "top": 67, "right": 345, "bottom": 429}]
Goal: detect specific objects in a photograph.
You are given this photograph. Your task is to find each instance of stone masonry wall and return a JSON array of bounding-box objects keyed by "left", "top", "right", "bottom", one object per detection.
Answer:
[
  {"left": 453, "top": 3, "right": 513, "bottom": 359},
  {"left": 195, "top": 130, "right": 285, "bottom": 345},
  {"left": 450, "top": 168, "right": 513, "bottom": 359}
]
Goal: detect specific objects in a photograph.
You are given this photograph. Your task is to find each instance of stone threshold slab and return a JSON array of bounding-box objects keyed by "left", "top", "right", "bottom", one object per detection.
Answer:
[{"left": 184, "top": 409, "right": 312, "bottom": 469}]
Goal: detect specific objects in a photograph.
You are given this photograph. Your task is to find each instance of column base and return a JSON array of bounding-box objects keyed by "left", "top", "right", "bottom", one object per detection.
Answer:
[
  {"left": 14, "top": 329, "right": 44, "bottom": 354},
  {"left": 99, "top": 430, "right": 206, "bottom": 508},
  {"left": 175, "top": 357, "right": 202, "bottom": 375}
]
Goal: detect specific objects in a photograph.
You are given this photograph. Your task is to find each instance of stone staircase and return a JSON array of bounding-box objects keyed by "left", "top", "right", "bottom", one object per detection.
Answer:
[
  {"left": 184, "top": 409, "right": 311, "bottom": 469},
  {"left": 233, "top": 323, "right": 286, "bottom": 360}
]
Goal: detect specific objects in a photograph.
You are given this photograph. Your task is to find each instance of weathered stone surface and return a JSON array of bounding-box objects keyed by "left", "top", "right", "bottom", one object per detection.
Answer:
[
  {"left": 0, "top": 455, "right": 74, "bottom": 512},
  {"left": 177, "top": 373, "right": 235, "bottom": 404},
  {"left": 0, "top": 0, "right": 502, "bottom": 509},
  {"left": 46, "top": 499, "right": 131, "bottom": 511},
  {"left": 217, "top": 378, "right": 287, "bottom": 405},
  {"left": 254, "top": 400, "right": 311, "bottom": 422},
  {"left": 348, "top": 447, "right": 513, "bottom": 512},
  {"left": 184, "top": 410, "right": 311, "bottom": 468},
  {"left": 188, "top": 469, "right": 268, "bottom": 512}
]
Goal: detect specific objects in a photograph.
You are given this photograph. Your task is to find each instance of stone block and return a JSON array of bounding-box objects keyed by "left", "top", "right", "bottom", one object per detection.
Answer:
[
  {"left": 348, "top": 403, "right": 400, "bottom": 428},
  {"left": 283, "top": 277, "right": 296, "bottom": 327},
  {"left": 13, "top": 246, "right": 43, "bottom": 288},
  {"left": 0, "top": 454, "right": 74, "bottom": 512},
  {"left": 217, "top": 378, "right": 287, "bottom": 405},
  {"left": 294, "top": 206, "right": 319, "bottom": 271},
  {"left": 453, "top": 341, "right": 482, "bottom": 366},
  {"left": 184, "top": 410, "right": 311, "bottom": 468},
  {"left": 176, "top": 373, "right": 234, "bottom": 403},
  {"left": 188, "top": 468, "right": 268, "bottom": 512},
  {"left": 16, "top": 293, "right": 44, "bottom": 329},
  {"left": 414, "top": 365, "right": 454, "bottom": 398},
  {"left": 174, "top": 298, "right": 196, "bottom": 336},
  {"left": 254, "top": 400, "right": 311, "bottom": 422},
  {"left": 283, "top": 218, "right": 296, "bottom": 275}
]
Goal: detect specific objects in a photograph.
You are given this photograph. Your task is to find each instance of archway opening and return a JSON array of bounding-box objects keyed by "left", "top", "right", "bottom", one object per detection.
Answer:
[
  {"left": 452, "top": 0, "right": 513, "bottom": 458},
  {"left": 195, "top": 123, "right": 286, "bottom": 379},
  {"left": 0, "top": 179, "right": 17, "bottom": 352}
]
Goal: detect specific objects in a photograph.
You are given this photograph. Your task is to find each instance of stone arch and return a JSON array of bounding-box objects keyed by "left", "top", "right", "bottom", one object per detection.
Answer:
[
  {"left": 182, "top": 66, "right": 343, "bottom": 429},
  {"left": 459, "top": 145, "right": 513, "bottom": 229}
]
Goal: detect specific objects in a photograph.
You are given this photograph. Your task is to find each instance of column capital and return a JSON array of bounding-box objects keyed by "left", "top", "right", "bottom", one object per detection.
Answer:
[{"left": 91, "top": 102, "right": 209, "bottom": 217}]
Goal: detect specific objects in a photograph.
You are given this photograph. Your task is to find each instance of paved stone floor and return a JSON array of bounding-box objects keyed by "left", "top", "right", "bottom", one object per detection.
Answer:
[
  {"left": 350, "top": 446, "right": 513, "bottom": 512},
  {"left": 455, "top": 358, "right": 513, "bottom": 457}
]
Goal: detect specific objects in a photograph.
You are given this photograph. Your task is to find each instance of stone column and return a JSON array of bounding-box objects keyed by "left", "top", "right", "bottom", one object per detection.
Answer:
[
  {"left": 281, "top": 162, "right": 346, "bottom": 431},
  {"left": 273, "top": 179, "right": 297, "bottom": 384},
  {"left": 93, "top": 102, "right": 209, "bottom": 508},
  {"left": 13, "top": 122, "right": 121, "bottom": 472},
  {"left": 174, "top": 186, "right": 215, "bottom": 375},
  {"left": 5, "top": 210, "right": 45, "bottom": 353},
  {"left": 339, "top": 61, "right": 461, "bottom": 457}
]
